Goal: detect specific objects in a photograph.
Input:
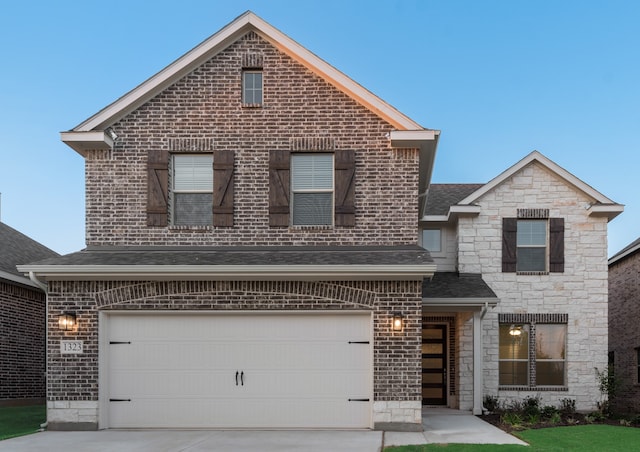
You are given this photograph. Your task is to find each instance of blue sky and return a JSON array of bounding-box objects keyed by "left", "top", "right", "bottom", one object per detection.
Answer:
[{"left": 1, "top": 1, "right": 638, "bottom": 257}]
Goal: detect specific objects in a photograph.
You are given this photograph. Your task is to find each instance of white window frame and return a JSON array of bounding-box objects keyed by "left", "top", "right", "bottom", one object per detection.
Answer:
[
  {"left": 290, "top": 153, "right": 334, "bottom": 227},
  {"left": 421, "top": 229, "right": 442, "bottom": 253},
  {"left": 516, "top": 219, "right": 548, "bottom": 272},
  {"left": 242, "top": 70, "right": 263, "bottom": 105},
  {"left": 169, "top": 153, "right": 213, "bottom": 226}
]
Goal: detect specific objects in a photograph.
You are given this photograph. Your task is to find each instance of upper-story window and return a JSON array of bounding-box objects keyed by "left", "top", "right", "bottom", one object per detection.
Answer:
[
  {"left": 422, "top": 229, "right": 442, "bottom": 253},
  {"left": 170, "top": 154, "right": 213, "bottom": 226},
  {"left": 268, "top": 149, "right": 355, "bottom": 228},
  {"left": 516, "top": 220, "right": 546, "bottom": 271},
  {"left": 242, "top": 70, "right": 263, "bottom": 106},
  {"left": 291, "top": 153, "right": 334, "bottom": 226},
  {"left": 502, "top": 209, "right": 564, "bottom": 273}
]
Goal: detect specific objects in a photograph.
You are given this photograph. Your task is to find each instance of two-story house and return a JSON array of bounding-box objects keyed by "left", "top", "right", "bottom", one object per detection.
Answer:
[
  {"left": 421, "top": 152, "right": 622, "bottom": 412},
  {"left": 608, "top": 238, "right": 640, "bottom": 414},
  {"left": 19, "top": 12, "right": 438, "bottom": 431},
  {"left": 19, "top": 12, "right": 622, "bottom": 432}
]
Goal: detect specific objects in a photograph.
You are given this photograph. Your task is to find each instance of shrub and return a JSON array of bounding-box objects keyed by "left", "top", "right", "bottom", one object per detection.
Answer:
[
  {"left": 559, "top": 398, "right": 576, "bottom": 415},
  {"left": 548, "top": 411, "right": 562, "bottom": 425},
  {"left": 483, "top": 394, "right": 500, "bottom": 413},
  {"left": 501, "top": 412, "right": 524, "bottom": 430},
  {"left": 522, "top": 395, "right": 541, "bottom": 417},
  {"left": 541, "top": 404, "right": 558, "bottom": 419}
]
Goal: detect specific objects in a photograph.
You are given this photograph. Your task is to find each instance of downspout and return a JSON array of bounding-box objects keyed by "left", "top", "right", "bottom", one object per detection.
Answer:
[
  {"left": 29, "top": 272, "right": 49, "bottom": 430},
  {"left": 480, "top": 301, "right": 489, "bottom": 413}
]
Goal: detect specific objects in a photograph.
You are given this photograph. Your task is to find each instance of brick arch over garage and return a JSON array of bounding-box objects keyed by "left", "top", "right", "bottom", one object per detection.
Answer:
[{"left": 95, "top": 280, "right": 376, "bottom": 309}]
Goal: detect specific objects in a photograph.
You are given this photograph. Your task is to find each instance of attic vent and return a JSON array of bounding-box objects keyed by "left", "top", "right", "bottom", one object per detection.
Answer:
[
  {"left": 290, "top": 137, "right": 336, "bottom": 151},
  {"left": 242, "top": 52, "right": 263, "bottom": 69},
  {"left": 517, "top": 208, "right": 549, "bottom": 219}
]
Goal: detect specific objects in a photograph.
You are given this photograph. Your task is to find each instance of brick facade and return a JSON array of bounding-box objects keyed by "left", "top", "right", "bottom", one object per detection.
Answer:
[
  {"left": 84, "top": 31, "right": 419, "bottom": 248},
  {"left": 609, "top": 247, "right": 640, "bottom": 413},
  {"left": 0, "top": 281, "right": 45, "bottom": 404},
  {"left": 457, "top": 162, "right": 609, "bottom": 411},
  {"left": 47, "top": 279, "right": 422, "bottom": 427}
]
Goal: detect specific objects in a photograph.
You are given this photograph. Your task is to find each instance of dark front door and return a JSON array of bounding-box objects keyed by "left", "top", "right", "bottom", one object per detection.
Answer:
[{"left": 422, "top": 324, "right": 447, "bottom": 405}]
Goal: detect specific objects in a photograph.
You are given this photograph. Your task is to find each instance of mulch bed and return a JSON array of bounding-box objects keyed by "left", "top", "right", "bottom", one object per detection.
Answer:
[{"left": 479, "top": 412, "right": 640, "bottom": 434}]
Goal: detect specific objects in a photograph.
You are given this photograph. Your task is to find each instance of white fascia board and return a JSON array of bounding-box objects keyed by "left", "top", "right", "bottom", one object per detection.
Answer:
[
  {"left": 458, "top": 151, "right": 620, "bottom": 206},
  {"left": 18, "top": 264, "right": 437, "bottom": 282},
  {"left": 587, "top": 203, "right": 624, "bottom": 221},
  {"left": 73, "top": 12, "right": 425, "bottom": 134},
  {"left": 449, "top": 205, "right": 481, "bottom": 216},
  {"left": 420, "top": 215, "right": 449, "bottom": 222},
  {"left": 423, "top": 297, "right": 499, "bottom": 309},
  {"left": 0, "top": 270, "right": 42, "bottom": 290},
  {"left": 609, "top": 242, "right": 640, "bottom": 266},
  {"left": 60, "top": 131, "right": 114, "bottom": 156},
  {"left": 389, "top": 130, "right": 437, "bottom": 147}
]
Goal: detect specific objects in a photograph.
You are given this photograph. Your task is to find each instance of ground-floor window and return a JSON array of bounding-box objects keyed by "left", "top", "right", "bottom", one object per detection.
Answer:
[{"left": 498, "top": 313, "right": 567, "bottom": 388}]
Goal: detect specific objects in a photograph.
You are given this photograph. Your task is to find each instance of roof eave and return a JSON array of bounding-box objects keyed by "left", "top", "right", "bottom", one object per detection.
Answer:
[
  {"left": 60, "top": 131, "right": 114, "bottom": 156},
  {"left": 587, "top": 204, "right": 624, "bottom": 221},
  {"left": 17, "top": 264, "right": 437, "bottom": 282}
]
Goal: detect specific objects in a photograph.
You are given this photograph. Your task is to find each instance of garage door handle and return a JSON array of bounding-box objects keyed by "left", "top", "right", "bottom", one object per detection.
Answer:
[
  {"left": 235, "top": 371, "right": 239, "bottom": 386},
  {"left": 241, "top": 371, "right": 244, "bottom": 386}
]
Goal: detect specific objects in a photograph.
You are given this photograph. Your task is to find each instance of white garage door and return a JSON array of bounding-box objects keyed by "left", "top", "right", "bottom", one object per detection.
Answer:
[{"left": 106, "top": 312, "right": 372, "bottom": 428}]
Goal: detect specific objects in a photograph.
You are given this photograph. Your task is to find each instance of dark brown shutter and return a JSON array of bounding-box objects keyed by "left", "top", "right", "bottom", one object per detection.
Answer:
[
  {"left": 269, "top": 150, "right": 290, "bottom": 227},
  {"left": 502, "top": 218, "right": 517, "bottom": 272},
  {"left": 147, "top": 149, "right": 169, "bottom": 227},
  {"left": 549, "top": 217, "right": 565, "bottom": 272},
  {"left": 334, "top": 150, "right": 356, "bottom": 227},
  {"left": 213, "top": 150, "right": 234, "bottom": 227}
]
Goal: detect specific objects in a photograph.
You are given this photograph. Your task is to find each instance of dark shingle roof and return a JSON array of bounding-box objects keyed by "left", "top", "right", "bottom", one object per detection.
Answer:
[
  {"left": 0, "top": 222, "right": 59, "bottom": 278},
  {"left": 26, "top": 245, "right": 433, "bottom": 267},
  {"left": 425, "top": 184, "right": 484, "bottom": 216},
  {"left": 422, "top": 272, "right": 497, "bottom": 299}
]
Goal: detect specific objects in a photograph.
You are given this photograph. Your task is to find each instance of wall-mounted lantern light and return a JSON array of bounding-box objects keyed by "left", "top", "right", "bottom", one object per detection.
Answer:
[
  {"left": 58, "top": 312, "right": 77, "bottom": 331},
  {"left": 392, "top": 313, "right": 403, "bottom": 332}
]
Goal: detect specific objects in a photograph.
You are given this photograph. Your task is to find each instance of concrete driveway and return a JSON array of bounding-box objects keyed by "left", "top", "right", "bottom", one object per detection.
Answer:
[{"left": 0, "top": 430, "right": 383, "bottom": 452}]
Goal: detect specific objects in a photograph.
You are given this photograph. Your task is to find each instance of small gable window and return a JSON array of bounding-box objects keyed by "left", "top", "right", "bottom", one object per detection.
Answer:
[
  {"left": 170, "top": 154, "right": 213, "bottom": 226},
  {"left": 516, "top": 220, "right": 547, "bottom": 272},
  {"left": 291, "top": 153, "right": 334, "bottom": 226},
  {"left": 242, "top": 71, "right": 263, "bottom": 106}
]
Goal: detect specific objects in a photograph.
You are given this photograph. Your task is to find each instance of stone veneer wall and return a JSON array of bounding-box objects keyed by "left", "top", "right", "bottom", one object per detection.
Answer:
[
  {"left": 0, "top": 281, "right": 45, "bottom": 404},
  {"left": 83, "top": 31, "right": 419, "bottom": 248},
  {"left": 609, "top": 249, "right": 640, "bottom": 413},
  {"left": 458, "top": 162, "right": 609, "bottom": 411},
  {"left": 46, "top": 279, "right": 422, "bottom": 429}
]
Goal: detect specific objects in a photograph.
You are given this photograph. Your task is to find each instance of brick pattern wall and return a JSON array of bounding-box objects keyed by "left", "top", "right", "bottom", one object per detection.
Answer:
[
  {"left": 83, "top": 31, "right": 419, "bottom": 247},
  {"left": 457, "top": 162, "right": 609, "bottom": 411},
  {"left": 0, "top": 282, "right": 45, "bottom": 402},
  {"left": 609, "top": 250, "right": 640, "bottom": 413},
  {"left": 47, "top": 279, "right": 422, "bottom": 405}
]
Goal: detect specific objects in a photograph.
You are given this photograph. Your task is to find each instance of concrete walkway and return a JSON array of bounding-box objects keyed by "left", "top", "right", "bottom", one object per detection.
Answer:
[
  {"left": 0, "top": 411, "right": 526, "bottom": 451},
  {"left": 385, "top": 409, "right": 528, "bottom": 447}
]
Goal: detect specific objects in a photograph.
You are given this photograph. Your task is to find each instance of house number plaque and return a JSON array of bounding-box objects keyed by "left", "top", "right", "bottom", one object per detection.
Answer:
[{"left": 60, "top": 340, "right": 84, "bottom": 354}]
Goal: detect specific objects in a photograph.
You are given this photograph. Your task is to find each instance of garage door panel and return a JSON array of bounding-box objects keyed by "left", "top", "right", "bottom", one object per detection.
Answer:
[{"left": 107, "top": 313, "right": 371, "bottom": 428}]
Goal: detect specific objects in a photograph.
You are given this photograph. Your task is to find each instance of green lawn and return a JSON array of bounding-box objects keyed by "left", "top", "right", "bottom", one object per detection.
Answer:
[
  {"left": 385, "top": 425, "right": 640, "bottom": 452},
  {"left": 0, "top": 405, "right": 46, "bottom": 441}
]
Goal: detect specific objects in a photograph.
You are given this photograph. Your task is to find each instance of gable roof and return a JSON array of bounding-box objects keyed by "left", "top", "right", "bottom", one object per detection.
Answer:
[
  {"left": 424, "top": 184, "right": 484, "bottom": 216},
  {"left": 608, "top": 237, "right": 640, "bottom": 266},
  {"left": 424, "top": 151, "right": 622, "bottom": 222},
  {"left": 61, "top": 11, "right": 436, "bottom": 155},
  {"left": 0, "top": 222, "right": 59, "bottom": 289}
]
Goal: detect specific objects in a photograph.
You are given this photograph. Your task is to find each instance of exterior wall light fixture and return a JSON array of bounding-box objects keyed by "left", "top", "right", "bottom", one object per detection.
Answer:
[
  {"left": 58, "top": 312, "right": 77, "bottom": 331},
  {"left": 508, "top": 325, "right": 522, "bottom": 336},
  {"left": 392, "top": 312, "right": 403, "bottom": 332}
]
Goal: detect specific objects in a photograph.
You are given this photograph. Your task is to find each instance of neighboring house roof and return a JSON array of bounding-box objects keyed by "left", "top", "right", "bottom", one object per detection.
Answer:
[
  {"left": 424, "top": 184, "right": 484, "bottom": 216},
  {"left": 18, "top": 245, "right": 436, "bottom": 282},
  {"left": 608, "top": 237, "right": 640, "bottom": 266},
  {"left": 422, "top": 272, "right": 499, "bottom": 308},
  {"left": 0, "top": 221, "right": 59, "bottom": 289},
  {"left": 424, "top": 151, "right": 623, "bottom": 222}
]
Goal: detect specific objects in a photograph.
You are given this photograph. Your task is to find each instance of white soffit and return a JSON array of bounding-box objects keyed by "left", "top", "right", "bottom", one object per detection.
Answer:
[{"left": 71, "top": 11, "right": 425, "bottom": 135}]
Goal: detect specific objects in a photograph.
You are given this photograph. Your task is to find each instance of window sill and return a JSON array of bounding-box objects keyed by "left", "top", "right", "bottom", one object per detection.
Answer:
[
  {"left": 499, "top": 386, "right": 568, "bottom": 392},
  {"left": 242, "top": 103, "right": 262, "bottom": 108},
  {"left": 168, "top": 225, "right": 212, "bottom": 232}
]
